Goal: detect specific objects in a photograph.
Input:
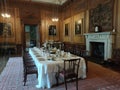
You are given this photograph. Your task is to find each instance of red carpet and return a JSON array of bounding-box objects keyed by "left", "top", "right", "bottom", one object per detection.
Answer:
[{"left": 0, "top": 57, "right": 120, "bottom": 90}]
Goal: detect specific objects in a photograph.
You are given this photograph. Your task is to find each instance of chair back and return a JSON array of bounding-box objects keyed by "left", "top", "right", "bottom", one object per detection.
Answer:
[
  {"left": 63, "top": 58, "right": 80, "bottom": 77},
  {"left": 112, "top": 49, "right": 120, "bottom": 58}
]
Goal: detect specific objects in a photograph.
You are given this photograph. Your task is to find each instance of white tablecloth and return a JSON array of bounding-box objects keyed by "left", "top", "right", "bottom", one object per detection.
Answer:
[{"left": 29, "top": 47, "right": 87, "bottom": 89}]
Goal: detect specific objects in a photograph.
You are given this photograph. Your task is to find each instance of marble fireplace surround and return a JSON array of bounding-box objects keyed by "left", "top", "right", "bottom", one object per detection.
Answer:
[{"left": 84, "top": 32, "right": 115, "bottom": 61}]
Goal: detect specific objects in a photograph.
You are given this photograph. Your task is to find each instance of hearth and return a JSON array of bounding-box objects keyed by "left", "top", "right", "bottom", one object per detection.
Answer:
[{"left": 90, "top": 42, "right": 104, "bottom": 59}]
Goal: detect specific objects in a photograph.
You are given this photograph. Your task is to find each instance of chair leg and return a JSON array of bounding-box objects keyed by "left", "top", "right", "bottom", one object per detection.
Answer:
[
  {"left": 76, "top": 77, "right": 78, "bottom": 90},
  {"left": 24, "top": 73, "right": 27, "bottom": 86},
  {"left": 36, "top": 72, "right": 38, "bottom": 78},
  {"left": 55, "top": 73, "right": 59, "bottom": 86},
  {"left": 64, "top": 79, "right": 67, "bottom": 90}
]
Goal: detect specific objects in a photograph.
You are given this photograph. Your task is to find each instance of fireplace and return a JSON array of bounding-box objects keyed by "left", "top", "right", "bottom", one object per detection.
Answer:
[{"left": 84, "top": 32, "right": 115, "bottom": 61}]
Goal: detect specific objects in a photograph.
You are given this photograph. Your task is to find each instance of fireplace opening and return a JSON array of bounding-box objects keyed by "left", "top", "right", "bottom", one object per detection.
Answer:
[{"left": 90, "top": 42, "right": 104, "bottom": 59}]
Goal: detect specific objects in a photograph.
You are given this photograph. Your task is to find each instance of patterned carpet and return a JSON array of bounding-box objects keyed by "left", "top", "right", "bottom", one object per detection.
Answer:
[
  {"left": 0, "top": 57, "right": 120, "bottom": 90},
  {"left": 0, "top": 56, "right": 9, "bottom": 74}
]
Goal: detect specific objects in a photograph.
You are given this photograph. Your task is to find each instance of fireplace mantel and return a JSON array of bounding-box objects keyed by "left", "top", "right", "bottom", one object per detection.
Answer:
[{"left": 84, "top": 32, "right": 115, "bottom": 60}]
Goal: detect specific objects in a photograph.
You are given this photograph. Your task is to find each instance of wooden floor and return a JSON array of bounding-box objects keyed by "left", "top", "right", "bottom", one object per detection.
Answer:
[
  {"left": 87, "top": 57, "right": 120, "bottom": 73},
  {"left": 1, "top": 57, "right": 120, "bottom": 90}
]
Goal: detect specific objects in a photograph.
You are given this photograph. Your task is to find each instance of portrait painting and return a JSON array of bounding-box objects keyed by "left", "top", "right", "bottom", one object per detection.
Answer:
[
  {"left": 48, "top": 25, "right": 56, "bottom": 36},
  {"left": 75, "top": 21, "right": 81, "bottom": 35},
  {"left": 65, "top": 23, "right": 69, "bottom": 36}
]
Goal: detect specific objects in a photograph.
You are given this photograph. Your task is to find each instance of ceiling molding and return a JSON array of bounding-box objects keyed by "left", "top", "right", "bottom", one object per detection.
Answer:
[{"left": 9, "top": 0, "right": 68, "bottom": 5}]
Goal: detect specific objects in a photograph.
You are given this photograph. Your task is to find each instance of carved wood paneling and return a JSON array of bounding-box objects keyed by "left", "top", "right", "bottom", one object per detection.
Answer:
[{"left": 0, "top": 0, "right": 118, "bottom": 47}]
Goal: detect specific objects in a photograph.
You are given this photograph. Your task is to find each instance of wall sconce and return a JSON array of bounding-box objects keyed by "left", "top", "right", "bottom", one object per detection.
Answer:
[
  {"left": 1, "top": 0, "right": 11, "bottom": 18},
  {"left": 78, "top": 19, "right": 82, "bottom": 24},
  {"left": 1, "top": 13, "right": 11, "bottom": 18}
]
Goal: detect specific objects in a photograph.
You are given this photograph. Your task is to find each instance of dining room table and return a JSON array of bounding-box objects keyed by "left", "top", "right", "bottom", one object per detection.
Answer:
[{"left": 29, "top": 47, "right": 87, "bottom": 89}]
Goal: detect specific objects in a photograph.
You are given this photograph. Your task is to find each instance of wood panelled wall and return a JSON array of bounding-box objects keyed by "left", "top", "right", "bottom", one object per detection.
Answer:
[
  {"left": 0, "top": 8, "right": 21, "bottom": 44},
  {"left": 62, "top": 12, "right": 86, "bottom": 44},
  {"left": 116, "top": 0, "right": 120, "bottom": 48},
  {"left": 0, "top": 0, "right": 120, "bottom": 48},
  {"left": 40, "top": 10, "right": 60, "bottom": 42}
]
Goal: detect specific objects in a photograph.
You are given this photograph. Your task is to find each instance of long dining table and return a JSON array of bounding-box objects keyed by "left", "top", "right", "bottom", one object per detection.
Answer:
[{"left": 29, "top": 47, "right": 87, "bottom": 89}]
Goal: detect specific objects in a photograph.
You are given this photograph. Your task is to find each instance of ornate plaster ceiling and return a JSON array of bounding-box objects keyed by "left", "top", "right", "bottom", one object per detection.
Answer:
[{"left": 31, "top": 0, "right": 67, "bottom": 5}]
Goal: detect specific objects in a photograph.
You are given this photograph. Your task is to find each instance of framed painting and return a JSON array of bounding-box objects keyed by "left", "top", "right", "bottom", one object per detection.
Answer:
[
  {"left": 48, "top": 25, "right": 56, "bottom": 36},
  {"left": 0, "top": 22, "right": 12, "bottom": 37},
  {"left": 65, "top": 23, "right": 69, "bottom": 36},
  {"left": 75, "top": 19, "right": 82, "bottom": 35}
]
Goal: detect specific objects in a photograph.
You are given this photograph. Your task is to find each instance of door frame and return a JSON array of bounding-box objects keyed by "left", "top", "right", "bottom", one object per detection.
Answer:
[{"left": 22, "top": 23, "right": 41, "bottom": 52}]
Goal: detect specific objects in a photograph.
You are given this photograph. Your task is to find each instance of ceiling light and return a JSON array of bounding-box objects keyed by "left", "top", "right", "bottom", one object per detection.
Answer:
[
  {"left": 52, "top": 18, "right": 59, "bottom": 22},
  {"left": 51, "top": 0, "right": 60, "bottom": 22}
]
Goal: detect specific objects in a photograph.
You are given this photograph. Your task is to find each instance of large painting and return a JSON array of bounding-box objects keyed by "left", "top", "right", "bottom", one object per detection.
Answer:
[{"left": 89, "top": 0, "right": 113, "bottom": 32}]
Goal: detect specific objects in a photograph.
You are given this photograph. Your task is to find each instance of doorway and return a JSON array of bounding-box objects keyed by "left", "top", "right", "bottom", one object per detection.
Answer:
[{"left": 24, "top": 24, "right": 39, "bottom": 52}]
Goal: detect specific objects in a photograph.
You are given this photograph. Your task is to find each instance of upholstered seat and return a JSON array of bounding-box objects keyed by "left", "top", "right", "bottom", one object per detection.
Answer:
[
  {"left": 60, "top": 69, "right": 78, "bottom": 79},
  {"left": 23, "top": 56, "right": 35, "bottom": 67}
]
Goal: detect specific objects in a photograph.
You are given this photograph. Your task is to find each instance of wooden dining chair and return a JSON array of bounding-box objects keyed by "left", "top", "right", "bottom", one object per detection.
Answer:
[
  {"left": 23, "top": 57, "right": 38, "bottom": 86},
  {"left": 56, "top": 58, "right": 81, "bottom": 90},
  {"left": 23, "top": 56, "right": 36, "bottom": 67},
  {"left": 108, "top": 48, "right": 120, "bottom": 65},
  {"left": 24, "top": 52, "right": 33, "bottom": 60}
]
